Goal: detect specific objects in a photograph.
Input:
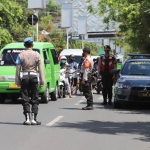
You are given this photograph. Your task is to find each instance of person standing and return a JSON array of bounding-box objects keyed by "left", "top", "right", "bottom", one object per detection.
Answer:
[
  {"left": 15, "top": 37, "right": 45, "bottom": 125},
  {"left": 81, "top": 47, "right": 94, "bottom": 110},
  {"left": 98, "top": 45, "right": 116, "bottom": 105}
]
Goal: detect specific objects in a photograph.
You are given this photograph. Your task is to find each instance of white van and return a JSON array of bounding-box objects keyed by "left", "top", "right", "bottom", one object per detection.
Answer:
[{"left": 59, "top": 49, "right": 82, "bottom": 64}]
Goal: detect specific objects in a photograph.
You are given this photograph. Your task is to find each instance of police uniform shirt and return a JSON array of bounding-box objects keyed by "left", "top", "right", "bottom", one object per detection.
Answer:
[
  {"left": 15, "top": 48, "right": 45, "bottom": 85},
  {"left": 83, "top": 55, "right": 93, "bottom": 81}
]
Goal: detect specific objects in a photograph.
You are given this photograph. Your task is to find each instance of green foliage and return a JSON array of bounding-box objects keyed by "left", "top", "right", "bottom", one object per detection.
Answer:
[
  {"left": 87, "top": 0, "right": 150, "bottom": 54},
  {"left": 0, "top": 0, "right": 30, "bottom": 48},
  {"left": 0, "top": 0, "right": 101, "bottom": 56}
]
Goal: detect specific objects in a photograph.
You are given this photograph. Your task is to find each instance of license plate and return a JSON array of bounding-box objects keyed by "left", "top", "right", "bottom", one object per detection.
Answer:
[
  {"left": 138, "top": 91, "right": 150, "bottom": 97},
  {"left": 9, "top": 83, "right": 20, "bottom": 88}
]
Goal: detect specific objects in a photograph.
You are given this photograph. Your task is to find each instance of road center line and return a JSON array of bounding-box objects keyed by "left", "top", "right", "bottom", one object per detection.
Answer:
[
  {"left": 46, "top": 116, "right": 64, "bottom": 126},
  {"left": 74, "top": 100, "right": 85, "bottom": 105}
]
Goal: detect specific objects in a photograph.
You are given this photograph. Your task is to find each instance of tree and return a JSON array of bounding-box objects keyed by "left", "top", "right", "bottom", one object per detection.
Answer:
[
  {"left": 0, "top": 0, "right": 31, "bottom": 48},
  {"left": 87, "top": 0, "right": 150, "bottom": 53}
]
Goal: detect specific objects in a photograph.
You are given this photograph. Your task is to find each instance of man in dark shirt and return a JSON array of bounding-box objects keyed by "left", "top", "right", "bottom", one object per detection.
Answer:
[{"left": 98, "top": 45, "right": 116, "bottom": 105}]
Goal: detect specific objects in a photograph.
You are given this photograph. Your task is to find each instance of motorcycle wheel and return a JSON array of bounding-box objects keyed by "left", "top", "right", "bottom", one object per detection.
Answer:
[{"left": 58, "top": 85, "right": 64, "bottom": 98}]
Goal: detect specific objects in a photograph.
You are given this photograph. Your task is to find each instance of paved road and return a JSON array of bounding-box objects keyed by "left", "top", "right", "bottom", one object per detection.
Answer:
[{"left": 0, "top": 92, "right": 150, "bottom": 150}]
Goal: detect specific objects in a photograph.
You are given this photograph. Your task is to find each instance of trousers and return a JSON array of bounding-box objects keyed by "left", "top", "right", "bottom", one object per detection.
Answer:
[
  {"left": 101, "top": 73, "right": 113, "bottom": 101},
  {"left": 21, "top": 75, "right": 39, "bottom": 114},
  {"left": 82, "top": 77, "right": 93, "bottom": 106},
  {"left": 65, "top": 77, "right": 71, "bottom": 94}
]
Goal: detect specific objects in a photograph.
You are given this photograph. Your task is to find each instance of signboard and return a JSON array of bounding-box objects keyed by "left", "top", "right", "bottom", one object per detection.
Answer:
[
  {"left": 98, "top": 49, "right": 105, "bottom": 55},
  {"left": 61, "top": 3, "right": 72, "bottom": 28},
  {"left": 27, "top": 15, "right": 38, "bottom": 25},
  {"left": 117, "top": 62, "right": 122, "bottom": 70},
  {"left": 78, "top": 16, "right": 87, "bottom": 35},
  {"left": 70, "top": 35, "right": 84, "bottom": 40},
  {"left": 28, "top": 0, "right": 46, "bottom": 9}
]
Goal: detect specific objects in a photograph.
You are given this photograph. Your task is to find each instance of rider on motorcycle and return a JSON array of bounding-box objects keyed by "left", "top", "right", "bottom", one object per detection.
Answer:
[{"left": 59, "top": 56, "right": 72, "bottom": 98}]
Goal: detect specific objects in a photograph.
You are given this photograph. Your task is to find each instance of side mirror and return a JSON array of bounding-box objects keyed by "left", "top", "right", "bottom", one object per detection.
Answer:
[
  {"left": 44, "top": 59, "right": 50, "bottom": 64},
  {"left": 111, "top": 69, "right": 120, "bottom": 75}
]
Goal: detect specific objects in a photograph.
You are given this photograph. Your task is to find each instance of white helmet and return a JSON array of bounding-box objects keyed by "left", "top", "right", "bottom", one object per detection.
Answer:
[{"left": 59, "top": 55, "right": 67, "bottom": 60}]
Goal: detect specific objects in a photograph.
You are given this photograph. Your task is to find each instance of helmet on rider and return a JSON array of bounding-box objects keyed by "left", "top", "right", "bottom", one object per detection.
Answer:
[{"left": 59, "top": 55, "right": 67, "bottom": 64}]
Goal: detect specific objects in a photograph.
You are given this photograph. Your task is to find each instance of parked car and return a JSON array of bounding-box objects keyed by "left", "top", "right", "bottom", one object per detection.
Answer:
[
  {"left": 0, "top": 42, "right": 60, "bottom": 103},
  {"left": 112, "top": 54, "right": 150, "bottom": 108}
]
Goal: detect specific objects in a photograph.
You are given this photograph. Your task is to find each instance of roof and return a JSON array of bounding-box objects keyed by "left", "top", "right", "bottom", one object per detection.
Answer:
[
  {"left": 60, "top": 49, "right": 83, "bottom": 56},
  {"left": 2, "top": 42, "right": 54, "bottom": 49},
  {"left": 127, "top": 54, "right": 150, "bottom": 59}
]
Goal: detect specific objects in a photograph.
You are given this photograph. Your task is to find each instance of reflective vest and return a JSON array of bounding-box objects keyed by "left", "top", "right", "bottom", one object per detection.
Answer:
[
  {"left": 100, "top": 55, "right": 115, "bottom": 72},
  {"left": 84, "top": 58, "right": 90, "bottom": 68}
]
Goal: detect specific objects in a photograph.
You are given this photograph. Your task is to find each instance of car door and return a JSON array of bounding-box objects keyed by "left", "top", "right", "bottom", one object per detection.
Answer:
[
  {"left": 42, "top": 48, "right": 51, "bottom": 89},
  {"left": 48, "top": 49, "right": 60, "bottom": 88}
]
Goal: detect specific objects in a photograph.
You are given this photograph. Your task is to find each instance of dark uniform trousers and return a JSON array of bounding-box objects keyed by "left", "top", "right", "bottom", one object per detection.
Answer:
[
  {"left": 101, "top": 72, "right": 113, "bottom": 101},
  {"left": 21, "top": 75, "right": 39, "bottom": 115},
  {"left": 82, "top": 75, "right": 93, "bottom": 106}
]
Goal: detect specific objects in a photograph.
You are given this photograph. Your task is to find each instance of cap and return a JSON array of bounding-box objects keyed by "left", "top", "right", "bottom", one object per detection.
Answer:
[{"left": 24, "top": 37, "right": 33, "bottom": 43}]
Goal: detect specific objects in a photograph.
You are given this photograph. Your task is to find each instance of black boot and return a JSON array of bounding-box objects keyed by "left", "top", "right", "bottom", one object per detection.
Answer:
[
  {"left": 82, "top": 105, "right": 94, "bottom": 110},
  {"left": 23, "top": 113, "right": 31, "bottom": 125},
  {"left": 108, "top": 99, "right": 113, "bottom": 105},
  {"left": 31, "top": 113, "right": 41, "bottom": 125},
  {"left": 101, "top": 99, "right": 107, "bottom": 105}
]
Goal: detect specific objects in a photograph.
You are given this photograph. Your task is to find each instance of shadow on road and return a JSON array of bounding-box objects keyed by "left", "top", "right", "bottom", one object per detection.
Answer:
[
  {"left": 0, "top": 122, "right": 23, "bottom": 125},
  {"left": 54, "top": 120, "right": 150, "bottom": 142},
  {"left": 61, "top": 108, "right": 82, "bottom": 110}
]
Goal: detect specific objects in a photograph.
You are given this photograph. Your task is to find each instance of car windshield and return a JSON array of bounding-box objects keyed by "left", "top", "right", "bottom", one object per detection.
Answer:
[
  {"left": 66, "top": 56, "right": 81, "bottom": 64},
  {"left": 0, "top": 49, "right": 40, "bottom": 66},
  {"left": 121, "top": 61, "right": 150, "bottom": 76}
]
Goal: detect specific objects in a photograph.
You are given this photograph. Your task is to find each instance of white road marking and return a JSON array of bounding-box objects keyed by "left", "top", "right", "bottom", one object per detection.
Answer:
[
  {"left": 74, "top": 100, "right": 85, "bottom": 105},
  {"left": 46, "top": 116, "right": 64, "bottom": 126}
]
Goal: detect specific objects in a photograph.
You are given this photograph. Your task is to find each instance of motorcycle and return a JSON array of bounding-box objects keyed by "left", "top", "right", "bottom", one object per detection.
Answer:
[
  {"left": 68, "top": 68, "right": 80, "bottom": 94},
  {"left": 95, "top": 78, "right": 103, "bottom": 94},
  {"left": 91, "top": 69, "right": 103, "bottom": 94},
  {"left": 58, "top": 68, "right": 66, "bottom": 98}
]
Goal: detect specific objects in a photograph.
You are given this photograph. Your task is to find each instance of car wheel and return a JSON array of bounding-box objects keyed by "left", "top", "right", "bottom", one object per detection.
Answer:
[
  {"left": 11, "top": 95, "right": 18, "bottom": 103},
  {"left": 58, "top": 85, "right": 63, "bottom": 98},
  {"left": 0, "top": 94, "right": 6, "bottom": 103},
  {"left": 114, "top": 95, "right": 121, "bottom": 108},
  {"left": 114, "top": 101, "right": 121, "bottom": 108},
  {"left": 41, "top": 86, "right": 50, "bottom": 103},
  {"left": 51, "top": 85, "right": 58, "bottom": 101}
]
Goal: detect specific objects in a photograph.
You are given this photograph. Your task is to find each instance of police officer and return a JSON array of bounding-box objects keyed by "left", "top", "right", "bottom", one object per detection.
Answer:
[
  {"left": 15, "top": 37, "right": 45, "bottom": 125},
  {"left": 81, "top": 47, "right": 94, "bottom": 110},
  {"left": 98, "top": 45, "right": 116, "bottom": 105}
]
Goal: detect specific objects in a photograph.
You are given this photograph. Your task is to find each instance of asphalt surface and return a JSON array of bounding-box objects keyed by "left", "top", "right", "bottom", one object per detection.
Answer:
[{"left": 0, "top": 92, "right": 150, "bottom": 150}]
